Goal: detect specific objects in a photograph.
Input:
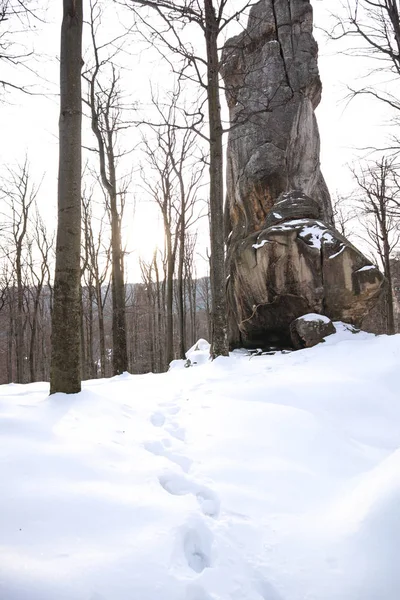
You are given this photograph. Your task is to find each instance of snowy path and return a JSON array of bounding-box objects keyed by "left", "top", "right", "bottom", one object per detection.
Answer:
[
  {"left": 134, "top": 375, "right": 281, "bottom": 600},
  {"left": 1, "top": 326, "right": 400, "bottom": 599}
]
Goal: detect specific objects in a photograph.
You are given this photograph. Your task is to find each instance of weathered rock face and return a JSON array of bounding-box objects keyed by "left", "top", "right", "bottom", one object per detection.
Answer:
[
  {"left": 228, "top": 192, "right": 384, "bottom": 347},
  {"left": 221, "top": 0, "right": 332, "bottom": 237},
  {"left": 222, "top": 0, "right": 385, "bottom": 348}
]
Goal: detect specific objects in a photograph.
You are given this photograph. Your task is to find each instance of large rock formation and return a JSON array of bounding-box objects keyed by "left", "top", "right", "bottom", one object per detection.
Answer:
[{"left": 222, "top": 0, "right": 384, "bottom": 348}]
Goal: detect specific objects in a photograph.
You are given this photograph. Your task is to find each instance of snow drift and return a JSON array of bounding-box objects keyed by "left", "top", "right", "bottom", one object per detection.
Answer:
[{"left": 1, "top": 324, "right": 399, "bottom": 600}]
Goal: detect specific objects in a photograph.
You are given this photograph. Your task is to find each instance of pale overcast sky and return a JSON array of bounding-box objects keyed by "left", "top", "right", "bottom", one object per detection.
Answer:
[{"left": 0, "top": 1, "right": 395, "bottom": 279}]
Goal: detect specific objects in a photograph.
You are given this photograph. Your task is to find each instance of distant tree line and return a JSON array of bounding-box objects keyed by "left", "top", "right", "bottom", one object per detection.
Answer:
[
  {"left": 0, "top": 160, "right": 211, "bottom": 384},
  {"left": 0, "top": 218, "right": 212, "bottom": 384}
]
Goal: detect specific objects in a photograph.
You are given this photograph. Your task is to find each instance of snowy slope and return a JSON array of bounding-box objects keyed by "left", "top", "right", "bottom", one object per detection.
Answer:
[{"left": 1, "top": 325, "right": 400, "bottom": 600}]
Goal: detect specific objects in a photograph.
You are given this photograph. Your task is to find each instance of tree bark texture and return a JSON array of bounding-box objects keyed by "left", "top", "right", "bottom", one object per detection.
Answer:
[
  {"left": 97, "top": 281, "right": 106, "bottom": 377},
  {"left": 383, "top": 229, "right": 395, "bottom": 334},
  {"left": 109, "top": 187, "right": 128, "bottom": 376},
  {"left": 29, "top": 283, "right": 43, "bottom": 383},
  {"left": 204, "top": 0, "right": 229, "bottom": 358},
  {"left": 15, "top": 240, "right": 25, "bottom": 383},
  {"left": 50, "top": 0, "right": 83, "bottom": 394},
  {"left": 177, "top": 208, "right": 186, "bottom": 359},
  {"left": 165, "top": 227, "right": 174, "bottom": 368}
]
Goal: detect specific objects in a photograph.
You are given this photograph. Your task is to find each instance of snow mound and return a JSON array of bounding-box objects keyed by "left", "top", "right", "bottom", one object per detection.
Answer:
[{"left": 185, "top": 338, "right": 211, "bottom": 366}]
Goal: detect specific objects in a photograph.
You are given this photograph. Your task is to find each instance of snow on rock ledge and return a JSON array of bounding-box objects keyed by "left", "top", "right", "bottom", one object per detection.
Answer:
[{"left": 290, "top": 314, "right": 336, "bottom": 349}]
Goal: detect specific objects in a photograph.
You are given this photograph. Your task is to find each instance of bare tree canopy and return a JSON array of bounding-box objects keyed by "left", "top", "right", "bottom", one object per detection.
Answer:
[
  {"left": 328, "top": 0, "right": 400, "bottom": 113},
  {"left": 352, "top": 156, "right": 400, "bottom": 333},
  {"left": 0, "top": 0, "right": 44, "bottom": 95}
]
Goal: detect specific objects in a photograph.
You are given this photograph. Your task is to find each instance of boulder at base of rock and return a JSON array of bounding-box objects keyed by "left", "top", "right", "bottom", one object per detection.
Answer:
[
  {"left": 290, "top": 314, "right": 336, "bottom": 349},
  {"left": 226, "top": 191, "right": 384, "bottom": 349}
]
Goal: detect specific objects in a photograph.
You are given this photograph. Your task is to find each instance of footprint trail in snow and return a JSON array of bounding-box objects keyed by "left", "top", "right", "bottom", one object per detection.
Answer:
[
  {"left": 158, "top": 472, "right": 220, "bottom": 518},
  {"left": 145, "top": 393, "right": 221, "bottom": 579}
]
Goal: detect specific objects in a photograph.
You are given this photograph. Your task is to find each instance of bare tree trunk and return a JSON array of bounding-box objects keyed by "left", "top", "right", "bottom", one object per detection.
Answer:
[
  {"left": 87, "top": 283, "right": 95, "bottom": 377},
  {"left": 41, "top": 327, "right": 46, "bottom": 381},
  {"left": 80, "top": 286, "right": 86, "bottom": 378},
  {"left": 184, "top": 233, "right": 197, "bottom": 346},
  {"left": 131, "top": 289, "right": 139, "bottom": 373},
  {"left": 29, "top": 287, "right": 42, "bottom": 382},
  {"left": 154, "top": 255, "right": 163, "bottom": 372},
  {"left": 86, "top": 35, "right": 128, "bottom": 375},
  {"left": 50, "top": 0, "right": 83, "bottom": 394},
  {"left": 6, "top": 162, "right": 36, "bottom": 384},
  {"left": 191, "top": 278, "right": 197, "bottom": 344},
  {"left": 110, "top": 185, "right": 128, "bottom": 375},
  {"left": 97, "top": 281, "right": 106, "bottom": 377},
  {"left": 161, "top": 262, "right": 167, "bottom": 367},
  {"left": 177, "top": 216, "right": 186, "bottom": 358},
  {"left": 151, "top": 298, "right": 157, "bottom": 371},
  {"left": 15, "top": 248, "right": 24, "bottom": 383},
  {"left": 39, "top": 298, "right": 48, "bottom": 381},
  {"left": 204, "top": 0, "right": 228, "bottom": 358},
  {"left": 8, "top": 298, "right": 14, "bottom": 383},
  {"left": 82, "top": 191, "right": 109, "bottom": 378},
  {"left": 383, "top": 235, "right": 395, "bottom": 334},
  {"left": 28, "top": 215, "right": 52, "bottom": 383},
  {"left": 203, "top": 276, "right": 212, "bottom": 341},
  {"left": 165, "top": 228, "right": 174, "bottom": 367},
  {"left": 186, "top": 267, "right": 196, "bottom": 346},
  {"left": 146, "top": 283, "right": 155, "bottom": 372}
]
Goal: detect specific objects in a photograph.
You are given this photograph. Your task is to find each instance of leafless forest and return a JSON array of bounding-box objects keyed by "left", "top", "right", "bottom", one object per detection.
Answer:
[
  {"left": 2, "top": 1, "right": 400, "bottom": 388},
  {"left": 0, "top": 156, "right": 213, "bottom": 383}
]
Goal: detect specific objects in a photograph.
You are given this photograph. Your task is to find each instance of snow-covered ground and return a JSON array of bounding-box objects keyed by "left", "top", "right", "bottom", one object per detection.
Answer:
[{"left": 1, "top": 325, "right": 400, "bottom": 600}]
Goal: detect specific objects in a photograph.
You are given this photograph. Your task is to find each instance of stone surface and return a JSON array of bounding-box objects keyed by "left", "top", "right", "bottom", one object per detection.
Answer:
[
  {"left": 221, "top": 0, "right": 332, "bottom": 240},
  {"left": 222, "top": 0, "right": 385, "bottom": 349},
  {"left": 290, "top": 314, "right": 336, "bottom": 349},
  {"left": 227, "top": 193, "right": 384, "bottom": 347}
]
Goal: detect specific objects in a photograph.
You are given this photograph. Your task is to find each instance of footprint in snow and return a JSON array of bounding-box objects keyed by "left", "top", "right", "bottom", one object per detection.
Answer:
[
  {"left": 158, "top": 472, "right": 220, "bottom": 518},
  {"left": 166, "top": 405, "right": 181, "bottom": 415},
  {"left": 144, "top": 440, "right": 192, "bottom": 473},
  {"left": 150, "top": 411, "right": 166, "bottom": 427},
  {"left": 184, "top": 532, "right": 210, "bottom": 573},
  {"left": 165, "top": 421, "right": 186, "bottom": 441},
  {"left": 181, "top": 520, "right": 214, "bottom": 574}
]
